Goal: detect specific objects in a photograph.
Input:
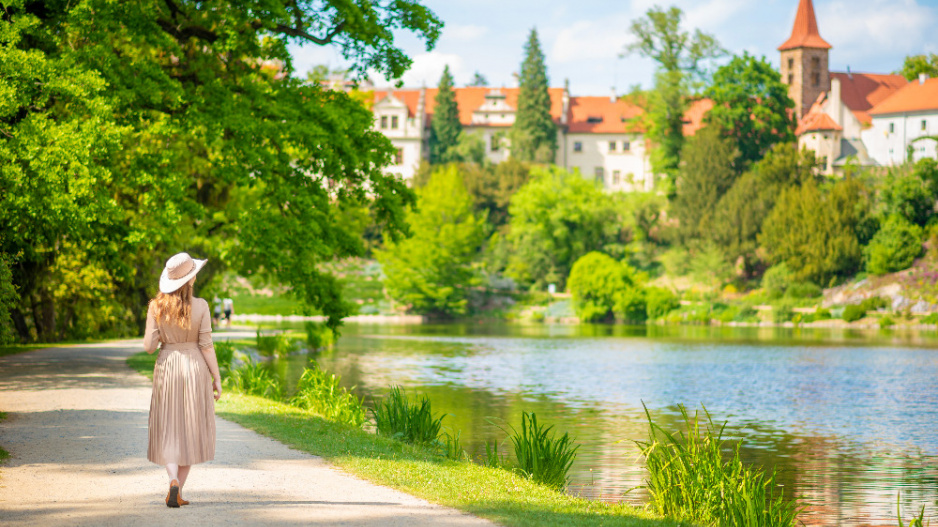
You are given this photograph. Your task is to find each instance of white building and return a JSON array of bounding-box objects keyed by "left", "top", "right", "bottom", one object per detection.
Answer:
[{"left": 864, "top": 75, "right": 938, "bottom": 166}]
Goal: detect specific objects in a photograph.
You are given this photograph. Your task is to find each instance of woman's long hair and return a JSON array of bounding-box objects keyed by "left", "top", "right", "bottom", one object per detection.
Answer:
[{"left": 150, "top": 281, "right": 193, "bottom": 330}]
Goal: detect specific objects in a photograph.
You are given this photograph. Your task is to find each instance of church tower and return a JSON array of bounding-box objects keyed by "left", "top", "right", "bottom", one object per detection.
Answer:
[{"left": 778, "top": 0, "right": 832, "bottom": 120}]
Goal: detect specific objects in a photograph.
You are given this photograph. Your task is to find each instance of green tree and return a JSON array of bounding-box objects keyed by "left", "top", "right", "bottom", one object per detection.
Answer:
[
  {"left": 671, "top": 126, "right": 739, "bottom": 243},
  {"left": 377, "top": 166, "right": 486, "bottom": 316},
  {"left": 568, "top": 252, "right": 646, "bottom": 323},
  {"left": 430, "top": 65, "right": 462, "bottom": 163},
  {"left": 897, "top": 53, "right": 938, "bottom": 81},
  {"left": 865, "top": 215, "right": 923, "bottom": 275},
  {"left": 0, "top": 0, "right": 442, "bottom": 341},
  {"left": 511, "top": 28, "right": 556, "bottom": 163},
  {"left": 625, "top": 5, "right": 723, "bottom": 179},
  {"left": 760, "top": 178, "right": 872, "bottom": 285},
  {"left": 505, "top": 167, "right": 619, "bottom": 289},
  {"left": 705, "top": 52, "right": 795, "bottom": 170},
  {"left": 709, "top": 143, "right": 817, "bottom": 271},
  {"left": 0, "top": 255, "right": 17, "bottom": 344},
  {"left": 469, "top": 71, "right": 488, "bottom": 86},
  {"left": 879, "top": 165, "right": 934, "bottom": 226}
]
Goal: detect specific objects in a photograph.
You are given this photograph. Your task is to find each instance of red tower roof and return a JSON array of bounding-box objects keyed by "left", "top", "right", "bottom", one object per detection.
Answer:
[{"left": 778, "top": 0, "right": 832, "bottom": 51}]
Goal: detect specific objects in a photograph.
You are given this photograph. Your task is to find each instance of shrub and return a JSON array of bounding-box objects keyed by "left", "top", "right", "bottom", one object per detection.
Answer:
[
  {"left": 225, "top": 361, "right": 283, "bottom": 399},
  {"left": 865, "top": 215, "right": 924, "bottom": 275},
  {"left": 761, "top": 263, "right": 794, "bottom": 299},
  {"left": 371, "top": 386, "right": 445, "bottom": 445},
  {"left": 786, "top": 281, "right": 822, "bottom": 299},
  {"left": 860, "top": 296, "right": 889, "bottom": 312},
  {"left": 646, "top": 287, "right": 680, "bottom": 320},
  {"left": 290, "top": 366, "right": 366, "bottom": 427},
  {"left": 773, "top": 302, "right": 795, "bottom": 324},
  {"left": 567, "top": 251, "right": 646, "bottom": 322},
  {"left": 879, "top": 315, "right": 896, "bottom": 330},
  {"left": 256, "top": 329, "right": 298, "bottom": 357},
  {"left": 842, "top": 304, "right": 866, "bottom": 323},
  {"left": 635, "top": 404, "right": 800, "bottom": 527},
  {"left": 214, "top": 340, "right": 235, "bottom": 374},
  {"left": 804, "top": 308, "right": 832, "bottom": 323},
  {"left": 922, "top": 313, "right": 938, "bottom": 325},
  {"left": 734, "top": 305, "right": 759, "bottom": 322},
  {"left": 305, "top": 321, "right": 335, "bottom": 351},
  {"left": 508, "top": 412, "right": 578, "bottom": 490}
]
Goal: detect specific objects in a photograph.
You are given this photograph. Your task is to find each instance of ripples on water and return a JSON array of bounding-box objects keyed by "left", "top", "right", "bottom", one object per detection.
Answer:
[{"left": 270, "top": 323, "right": 938, "bottom": 526}]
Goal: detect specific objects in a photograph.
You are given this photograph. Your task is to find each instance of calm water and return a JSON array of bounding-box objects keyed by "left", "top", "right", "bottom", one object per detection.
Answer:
[{"left": 266, "top": 323, "right": 938, "bottom": 526}]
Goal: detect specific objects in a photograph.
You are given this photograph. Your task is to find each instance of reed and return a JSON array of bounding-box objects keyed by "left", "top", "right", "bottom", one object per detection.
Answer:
[
  {"left": 255, "top": 329, "right": 297, "bottom": 357},
  {"left": 370, "top": 386, "right": 445, "bottom": 445},
  {"left": 634, "top": 403, "right": 799, "bottom": 527},
  {"left": 442, "top": 429, "right": 467, "bottom": 461},
  {"left": 289, "top": 366, "right": 366, "bottom": 427},
  {"left": 214, "top": 340, "right": 235, "bottom": 374},
  {"left": 225, "top": 361, "right": 283, "bottom": 399},
  {"left": 897, "top": 492, "right": 928, "bottom": 527},
  {"left": 507, "top": 412, "right": 579, "bottom": 490}
]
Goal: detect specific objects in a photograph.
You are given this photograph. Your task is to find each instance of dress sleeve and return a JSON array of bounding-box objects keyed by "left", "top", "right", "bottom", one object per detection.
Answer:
[
  {"left": 143, "top": 302, "right": 161, "bottom": 353},
  {"left": 198, "top": 299, "right": 214, "bottom": 351}
]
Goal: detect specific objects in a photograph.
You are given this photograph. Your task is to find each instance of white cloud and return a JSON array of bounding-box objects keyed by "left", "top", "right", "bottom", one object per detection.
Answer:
[
  {"left": 373, "top": 51, "right": 468, "bottom": 88},
  {"left": 551, "top": 14, "right": 634, "bottom": 63},
  {"left": 444, "top": 24, "right": 488, "bottom": 42},
  {"left": 819, "top": 0, "right": 936, "bottom": 66}
]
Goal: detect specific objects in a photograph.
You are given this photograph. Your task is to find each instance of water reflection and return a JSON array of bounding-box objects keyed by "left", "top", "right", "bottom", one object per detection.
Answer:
[{"left": 266, "top": 323, "right": 938, "bottom": 526}]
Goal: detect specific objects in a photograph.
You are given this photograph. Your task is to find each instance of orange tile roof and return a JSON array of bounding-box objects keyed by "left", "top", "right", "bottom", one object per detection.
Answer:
[
  {"left": 372, "top": 87, "right": 567, "bottom": 127},
  {"left": 778, "top": 0, "right": 831, "bottom": 50},
  {"left": 831, "top": 72, "right": 907, "bottom": 124},
  {"left": 795, "top": 109, "right": 842, "bottom": 135},
  {"left": 869, "top": 77, "right": 938, "bottom": 116},
  {"left": 566, "top": 96, "right": 644, "bottom": 133},
  {"left": 683, "top": 99, "right": 714, "bottom": 136}
]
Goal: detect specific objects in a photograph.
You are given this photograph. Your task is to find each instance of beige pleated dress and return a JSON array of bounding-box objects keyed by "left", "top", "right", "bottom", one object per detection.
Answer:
[{"left": 144, "top": 298, "right": 216, "bottom": 466}]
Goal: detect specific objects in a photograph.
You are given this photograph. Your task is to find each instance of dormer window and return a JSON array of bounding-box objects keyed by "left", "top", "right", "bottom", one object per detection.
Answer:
[
  {"left": 587, "top": 116, "right": 603, "bottom": 123},
  {"left": 380, "top": 115, "right": 388, "bottom": 129},
  {"left": 391, "top": 115, "right": 399, "bottom": 129}
]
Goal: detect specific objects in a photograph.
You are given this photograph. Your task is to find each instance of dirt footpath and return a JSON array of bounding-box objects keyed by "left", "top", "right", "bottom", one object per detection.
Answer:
[{"left": 0, "top": 339, "right": 495, "bottom": 526}]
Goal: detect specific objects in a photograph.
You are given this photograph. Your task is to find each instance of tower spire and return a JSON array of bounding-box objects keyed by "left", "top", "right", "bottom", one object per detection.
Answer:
[{"left": 778, "top": 0, "right": 831, "bottom": 51}]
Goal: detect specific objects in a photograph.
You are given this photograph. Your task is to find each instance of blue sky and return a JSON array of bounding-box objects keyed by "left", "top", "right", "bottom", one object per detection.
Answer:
[{"left": 289, "top": 0, "right": 938, "bottom": 96}]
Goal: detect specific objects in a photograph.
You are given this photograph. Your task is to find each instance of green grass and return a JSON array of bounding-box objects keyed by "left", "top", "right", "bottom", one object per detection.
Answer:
[
  {"left": 126, "top": 351, "right": 682, "bottom": 527},
  {"left": 0, "top": 411, "right": 9, "bottom": 463},
  {"left": 508, "top": 412, "right": 579, "bottom": 490},
  {"left": 372, "top": 386, "right": 446, "bottom": 445}
]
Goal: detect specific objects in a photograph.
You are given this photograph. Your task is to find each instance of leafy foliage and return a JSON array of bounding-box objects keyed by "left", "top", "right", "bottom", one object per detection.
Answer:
[
  {"left": 225, "top": 361, "right": 283, "bottom": 399},
  {"left": 505, "top": 167, "right": 620, "bottom": 289},
  {"left": 672, "top": 125, "right": 739, "bottom": 243},
  {"left": 645, "top": 287, "right": 680, "bottom": 320},
  {"left": 0, "top": 256, "right": 17, "bottom": 344},
  {"left": 378, "top": 166, "right": 486, "bottom": 316},
  {"left": 879, "top": 167, "right": 934, "bottom": 227},
  {"left": 430, "top": 65, "right": 461, "bottom": 164},
  {"left": 371, "top": 386, "right": 445, "bottom": 445},
  {"left": 865, "top": 215, "right": 924, "bottom": 275},
  {"left": 508, "top": 412, "right": 579, "bottom": 490},
  {"left": 842, "top": 304, "right": 867, "bottom": 323},
  {"left": 290, "top": 366, "right": 366, "bottom": 427},
  {"left": 897, "top": 53, "right": 938, "bottom": 82},
  {"left": 511, "top": 28, "right": 556, "bottom": 163},
  {"left": 567, "top": 252, "right": 646, "bottom": 323}
]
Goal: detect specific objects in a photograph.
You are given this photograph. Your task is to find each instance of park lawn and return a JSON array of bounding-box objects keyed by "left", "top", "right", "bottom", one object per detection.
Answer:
[
  {"left": 126, "top": 351, "right": 684, "bottom": 527},
  {"left": 0, "top": 411, "right": 9, "bottom": 463}
]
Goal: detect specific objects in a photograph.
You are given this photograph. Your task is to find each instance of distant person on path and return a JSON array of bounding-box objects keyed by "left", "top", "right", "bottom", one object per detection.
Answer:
[
  {"left": 212, "top": 296, "right": 222, "bottom": 327},
  {"left": 222, "top": 297, "right": 234, "bottom": 329},
  {"left": 144, "top": 252, "right": 222, "bottom": 508}
]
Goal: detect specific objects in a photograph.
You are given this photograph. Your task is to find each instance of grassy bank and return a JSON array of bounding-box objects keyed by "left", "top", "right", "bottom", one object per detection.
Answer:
[
  {"left": 127, "top": 351, "right": 683, "bottom": 527},
  {"left": 0, "top": 411, "right": 9, "bottom": 464}
]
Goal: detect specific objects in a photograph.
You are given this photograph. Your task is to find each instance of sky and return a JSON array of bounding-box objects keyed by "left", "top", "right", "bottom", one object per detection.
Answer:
[{"left": 288, "top": 0, "right": 938, "bottom": 97}]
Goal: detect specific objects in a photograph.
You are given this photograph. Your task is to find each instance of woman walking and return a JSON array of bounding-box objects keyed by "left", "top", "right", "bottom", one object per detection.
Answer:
[{"left": 144, "top": 252, "right": 223, "bottom": 507}]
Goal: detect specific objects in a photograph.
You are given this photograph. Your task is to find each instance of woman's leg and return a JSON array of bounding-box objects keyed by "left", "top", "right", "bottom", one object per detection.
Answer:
[
  {"left": 177, "top": 465, "right": 191, "bottom": 488},
  {"left": 165, "top": 463, "right": 179, "bottom": 482}
]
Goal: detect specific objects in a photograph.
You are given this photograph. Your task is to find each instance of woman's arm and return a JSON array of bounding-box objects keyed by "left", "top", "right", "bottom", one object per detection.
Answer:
[
  {"left": 143, "top": 302, "right": 161, "bottom": 354},
  {"left": 198, "top": 301, "right": 223, "bottom": 400}
]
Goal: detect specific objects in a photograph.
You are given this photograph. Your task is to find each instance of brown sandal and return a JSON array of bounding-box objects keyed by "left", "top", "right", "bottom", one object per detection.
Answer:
[{"left": 165, "top": 479, "right": 180, "bottom": 508}]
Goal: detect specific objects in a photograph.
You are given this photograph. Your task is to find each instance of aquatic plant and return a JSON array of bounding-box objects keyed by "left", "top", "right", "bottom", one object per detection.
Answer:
[
  {"left": 442, "top": 429, "right": 467, "bottom": 461},
  {"left": 304, "top": 321, "right": 335, "bottom": 351},
  {"left": 507, "top": 412, "right": 579, "bottom": 490},
  {"left": 371, "top": 386, "right": 445, "bottom": 445},
  {"left": 634, "top": 403, "right": 799, "bottom": 527},
  {"left": 214, "top": 340, "right": 235, "bottom": 374},
  {"left": 897, "top": 492, "right": 928, "bottom": 527},
  {"left": 225, "top": 360, "right": 283, "bottom": 399},
  {"left": 289, "top": 366, "right": 366, "bottom": 427},
  {"left": 255, "top": 329, "right": 298, "bottom": 357},
  {"left": 482, "top": 440, "right": 507, "bottom": 469}
]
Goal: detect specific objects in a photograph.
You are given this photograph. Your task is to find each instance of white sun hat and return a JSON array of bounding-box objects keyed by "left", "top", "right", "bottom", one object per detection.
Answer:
[{"left": 159, "top": 252, "right": 208, "bottom": 294}]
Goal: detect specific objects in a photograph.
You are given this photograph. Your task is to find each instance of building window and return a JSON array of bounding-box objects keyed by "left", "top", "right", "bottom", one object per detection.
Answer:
[
  {"left": 788, "top": 73, "right": 793, "bottom": 85},
  {"left": 811, "top": 57, "right": 820, "bottom": 69},
  {"left": 573, "top": 141, "right": 583, "bottom": 153},
  {"left": 608, "top": 141, "right": 617, "bottom": 152},
  {"left": 820, "top": 156, "right": 828, "bottom": 170},
  {"left": 394, "top": 148, "right": 403, "bottom": 165},
  {"left": 622, "top": 141, "right": 630, "bottom": 152},
  {"left": 612, "top": 170, "right": 621, "bottom": 185},
  {"left": 787, "top": 58, "right": 794, "bottom": 70},
  {"left": 391, "top": 115, "right": 399, "bottom": 129},
  {"left": 811, "top": 71, "right": 820, "bottom": 87},
  {"left": 594, "top": 167, "right": 604, "bottom": 183},
  {"left": 923, "top": 120, "right": 928, "bottom": 132},
  {"left": 889, "top": 122, "right": 895, "bottom": 134},
  {"left": 490, "top": 135, "right": 500, "bottom": 152},
  {"left": 380, "top": 115, "right": 388, "bottom": 129}
]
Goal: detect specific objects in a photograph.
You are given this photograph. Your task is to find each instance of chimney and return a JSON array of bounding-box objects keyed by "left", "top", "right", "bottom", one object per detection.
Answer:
[
  {"left": 561, "top": 79, "right": 570, "bottom": 126},
  {"left": 831, "top": 76, "right": 842, "bottom": 126},
  {"left": 920, "top": 73, "right": 929, "bottom": 85},
  {"left": 610, "top": 87, "right": 617, "bottom": 103}
]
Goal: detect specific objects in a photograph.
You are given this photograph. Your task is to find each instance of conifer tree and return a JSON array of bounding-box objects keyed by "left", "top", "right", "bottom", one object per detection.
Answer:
[
  {"left": 430, "top": 65, "right": 462, "bottom": 164},
  {"left": 511, "top": 28, "right": 556, "bottom": 163}
]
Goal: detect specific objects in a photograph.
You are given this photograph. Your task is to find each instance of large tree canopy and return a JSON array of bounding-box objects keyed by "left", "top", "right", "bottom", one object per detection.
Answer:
[
  {"left": 511, "top": 28, "right": 556, "bottom": 164},
  {"left": 0, "top": 0, "right": 442, "bottom": 341}
]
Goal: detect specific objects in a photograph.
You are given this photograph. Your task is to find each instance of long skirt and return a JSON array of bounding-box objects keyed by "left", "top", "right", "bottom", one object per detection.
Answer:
[{"left": 147, "top": 342, "right": 216, "bottom": 466}]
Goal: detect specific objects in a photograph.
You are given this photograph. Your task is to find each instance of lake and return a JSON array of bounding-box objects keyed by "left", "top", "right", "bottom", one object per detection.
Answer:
[{"left": 265, "top": 322, "right": 938, "bottom": 526}]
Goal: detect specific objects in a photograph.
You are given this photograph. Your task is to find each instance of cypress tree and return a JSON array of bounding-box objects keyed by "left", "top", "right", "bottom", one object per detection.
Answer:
[
  {"left": 511, "top": 28, "right": 556, "bottom": 163},
  {"left": 430, "top": 65, "right": 461, "bottom": 164}
]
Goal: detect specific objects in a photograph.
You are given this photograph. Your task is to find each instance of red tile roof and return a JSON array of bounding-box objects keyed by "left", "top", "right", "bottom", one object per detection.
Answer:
[
  {"left": 567, "top": 97, "right": 644, "bottom": 133},
  {"left": 372, "top": 87, "right": 567, "bottom": 127},
  {"left": 796, "top": 109, "right": 842, "bottom": 135},
  {"left": 683, "top": 99, "right": 714, "bottom": 136},
  {"left": 869, "top": 77, "right": 938, "bottom": 116},
  {"left": 831, "top": 72, "right": 907, "bottom": 124},
  {"left": 778, "top": 0, "right": 831, "bottom": 50}
]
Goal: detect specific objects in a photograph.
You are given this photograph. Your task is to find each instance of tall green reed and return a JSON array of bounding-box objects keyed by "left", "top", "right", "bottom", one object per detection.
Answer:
[
  {"left": 289, "top": 365, "right": 366, "bottom": 427},
  {"left": 214, "top": 340, "right": 235, "bottom": 374},
  {"left": 371, "top": 386, "right": 445, "bottom": 445},
  {"left": 224, "top": 360, "right": 283, "bottom": 399},
  {"left": 506, "top": 412, "right": 578, "bottom": 490},
  {"left": 897, "top": 492, "right": 928, "bottom": 527},
  {"left": 634, "top": 403, "right": 799, "bottom": 527}
]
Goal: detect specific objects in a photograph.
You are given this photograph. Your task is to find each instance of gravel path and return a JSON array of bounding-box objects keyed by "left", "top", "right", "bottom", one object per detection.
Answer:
[{"left": 0, "top": 339, "right": 495, "bottom": 526}]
